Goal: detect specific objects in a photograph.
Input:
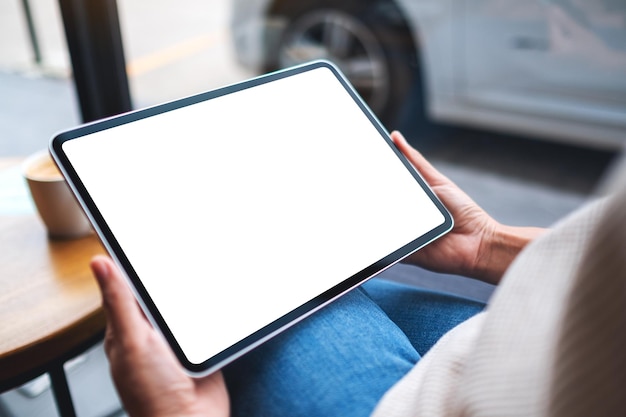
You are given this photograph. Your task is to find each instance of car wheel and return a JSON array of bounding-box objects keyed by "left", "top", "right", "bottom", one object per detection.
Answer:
[{"left": 271, "top": 1, "right": 418, "bottom": 127}]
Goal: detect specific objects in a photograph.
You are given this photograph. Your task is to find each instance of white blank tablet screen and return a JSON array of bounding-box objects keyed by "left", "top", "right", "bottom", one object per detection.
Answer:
[{"left": 57, "top": 63, "right": 447, "bottom": 372}]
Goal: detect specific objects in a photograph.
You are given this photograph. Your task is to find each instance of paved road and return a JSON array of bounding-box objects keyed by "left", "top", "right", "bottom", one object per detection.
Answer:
[{"left": 0, "top": 0, "right": 253, "bottom": 105}]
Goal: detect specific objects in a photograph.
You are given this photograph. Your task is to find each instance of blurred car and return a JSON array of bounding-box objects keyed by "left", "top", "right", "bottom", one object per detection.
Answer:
[{"left": 230, "top": 0, "right": 626, "bottom": 150}]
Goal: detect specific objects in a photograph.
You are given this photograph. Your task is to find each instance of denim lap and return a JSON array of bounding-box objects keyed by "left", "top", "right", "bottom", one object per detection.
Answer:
[
  {"left": 362, "top": 279, "right": 486, "bottom": 356},
  {"left": 223, "top": 278, "right": 485, "bottom": 417}
]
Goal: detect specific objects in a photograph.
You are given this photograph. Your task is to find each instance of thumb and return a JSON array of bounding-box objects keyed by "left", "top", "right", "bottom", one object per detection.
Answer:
[
  {"left": 390, "top": 130, "right": 445, "bottom": 186},
  {"left": 91, "top": 255, "right": 148, "bottom": 337}
]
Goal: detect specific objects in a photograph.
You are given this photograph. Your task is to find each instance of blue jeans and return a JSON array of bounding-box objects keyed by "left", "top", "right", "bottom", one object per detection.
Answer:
[{"left": 223, "top": 278, "right": 485, "bottom": 417}]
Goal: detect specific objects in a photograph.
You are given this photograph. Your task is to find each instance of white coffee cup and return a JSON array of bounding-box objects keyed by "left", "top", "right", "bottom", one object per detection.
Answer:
[{"left": 23, "top": 150, "right": 92, "bottom": 239}]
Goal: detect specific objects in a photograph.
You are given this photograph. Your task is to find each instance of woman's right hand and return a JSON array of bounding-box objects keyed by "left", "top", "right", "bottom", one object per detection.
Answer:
[{"left": 391, "top": 131, "right": 544, "bottom": 284}]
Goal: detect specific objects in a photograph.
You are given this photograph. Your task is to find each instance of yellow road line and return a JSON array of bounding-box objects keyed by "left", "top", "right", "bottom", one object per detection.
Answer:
[{"left": 126, "top": 31, "right": 225, "bottom": 77}]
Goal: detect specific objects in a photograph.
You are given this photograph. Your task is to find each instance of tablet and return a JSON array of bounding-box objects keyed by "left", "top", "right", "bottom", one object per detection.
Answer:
[{"left": 50, "top": 60, "right": 452, "bottom": 376}]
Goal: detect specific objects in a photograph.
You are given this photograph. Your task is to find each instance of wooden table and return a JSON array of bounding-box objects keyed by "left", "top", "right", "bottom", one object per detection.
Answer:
[{"left": 0, "top": 158, "right": 106, "bottom": 416}]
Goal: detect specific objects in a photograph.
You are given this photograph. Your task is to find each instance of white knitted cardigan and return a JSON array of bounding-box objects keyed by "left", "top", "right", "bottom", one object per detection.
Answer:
[{"left": 372, "top": 157, "right": 626, "bottom": 417}]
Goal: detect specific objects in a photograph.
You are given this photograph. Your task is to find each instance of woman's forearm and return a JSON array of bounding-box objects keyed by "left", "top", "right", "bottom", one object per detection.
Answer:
[{"left": 474, "top": 224, "right": 546, "bottom": 285}]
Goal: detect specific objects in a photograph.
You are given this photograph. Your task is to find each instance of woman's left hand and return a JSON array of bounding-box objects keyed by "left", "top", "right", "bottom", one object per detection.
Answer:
[{"left": 91, "top": 255, "right": 230, "bottom": 417}]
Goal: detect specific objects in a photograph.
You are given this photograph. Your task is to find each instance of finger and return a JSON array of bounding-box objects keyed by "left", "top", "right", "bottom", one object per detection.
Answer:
[
  {"left": 196, "top": 370, "right": 228, "bottom": 400},
  {"left": 91, "top": 255, "right": 149, "bottom": 338},
  {"left": 390, "top": 131, "right": 444, "bottom": 185}
]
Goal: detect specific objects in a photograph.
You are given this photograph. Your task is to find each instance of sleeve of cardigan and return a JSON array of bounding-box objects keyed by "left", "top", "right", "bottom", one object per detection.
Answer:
[{"left": 371, "top": 313, "right": 486, "bottom": 417}]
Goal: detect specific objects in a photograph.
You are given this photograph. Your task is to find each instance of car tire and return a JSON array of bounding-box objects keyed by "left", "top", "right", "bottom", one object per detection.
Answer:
[{"left": 270, "top": 0, "right": 419, "bottom": 128}]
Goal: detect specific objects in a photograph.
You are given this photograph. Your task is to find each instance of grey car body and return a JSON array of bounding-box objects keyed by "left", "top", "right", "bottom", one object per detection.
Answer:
[{"left": 231, "top": 0, "right": 626, "bottom": 149}]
